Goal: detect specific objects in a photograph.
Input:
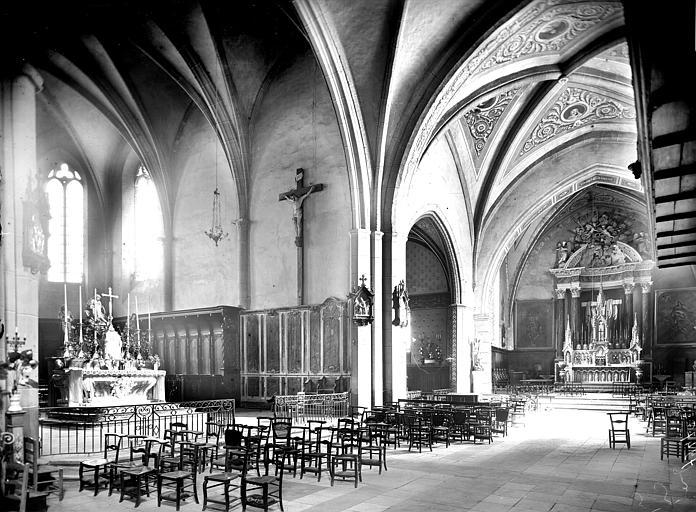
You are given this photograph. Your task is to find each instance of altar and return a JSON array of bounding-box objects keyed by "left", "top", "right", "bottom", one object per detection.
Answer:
[
  {"left": 67, "top": 368, "right": 166, "bottom": 406},
  {"left": 549, "top": 227, "right": 654, "bottom": 386}
]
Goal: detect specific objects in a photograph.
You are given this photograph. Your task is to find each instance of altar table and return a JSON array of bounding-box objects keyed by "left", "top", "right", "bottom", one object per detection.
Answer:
[{"left": 67, "top": 368, "right": 166, "bottom": 406}]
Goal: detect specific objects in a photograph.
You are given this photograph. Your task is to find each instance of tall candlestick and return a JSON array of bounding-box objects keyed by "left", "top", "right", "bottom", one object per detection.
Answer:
[
  {"left": 135, "top": 296, "right": 140, "bottom": 331},
  {"left": 127, "top": 293, "right": 131, "bottom": 347},
  {"left": 148, "top": 297, "right": 152, "bottom": 345},
  {"left": 63, "top": 283, "right": 69, "bottom": 346},
  {"left": 79, "top": 285, "right": 83, "bottom": 343}
]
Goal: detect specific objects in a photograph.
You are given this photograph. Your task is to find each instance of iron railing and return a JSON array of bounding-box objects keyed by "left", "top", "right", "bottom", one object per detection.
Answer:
[
  {"left": 38, "top": 399, "right": 235, "bottom": 456},
  {"left": 272, "top": 392, "right": 349, "bottom": 423}
]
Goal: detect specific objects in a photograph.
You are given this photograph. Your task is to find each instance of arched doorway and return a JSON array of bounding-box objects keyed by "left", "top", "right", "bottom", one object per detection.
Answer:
[{"left": 405, "top": 216, "right": 457, "bottom": 394}]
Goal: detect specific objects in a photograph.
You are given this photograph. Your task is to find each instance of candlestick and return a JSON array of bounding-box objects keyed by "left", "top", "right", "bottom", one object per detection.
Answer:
[
  {"left": 63, "top": 283, "right": 69, "bottom": 347},
  {"left": 127, "top": 293, "right": 131, "bottom": 348},
  {"left": 148, "top": 297, "right": 152, "bottom": 345}
]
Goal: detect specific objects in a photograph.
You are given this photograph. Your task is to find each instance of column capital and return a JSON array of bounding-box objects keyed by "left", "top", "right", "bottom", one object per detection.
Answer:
[
  {"left": 554, "top": 288, "right": 566, "bottom": 300},
  {"left": 640, "top": 282, "right": 653, "bottom": 294},
  {"left": 623, "top": 283, "right": 635, "bottom": 294},
  {"left": 570, "top": 287, "right": 581, "bottom": 298}
]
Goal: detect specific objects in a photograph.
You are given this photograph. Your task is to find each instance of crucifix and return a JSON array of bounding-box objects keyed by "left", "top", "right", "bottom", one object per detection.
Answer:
[
  {"left": 278, "top": 168, "right": 325, "bottom": 305},
  {"left": 101, "top": 287, "right": 119, "bottom": 320}
]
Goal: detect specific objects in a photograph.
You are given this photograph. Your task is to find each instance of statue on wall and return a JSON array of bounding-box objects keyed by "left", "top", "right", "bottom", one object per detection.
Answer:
[
  {"left": 631, "top": 232, "right": 652, "bottom": 258},
  {"left": 392, "top": 280, "right": 410, "bottom": 327},
  {"left": 471, "top": 338, "right": 483, "bottom": 371},
  {"left": 555, "top": 241, "right": 572, "bottom": 267}
]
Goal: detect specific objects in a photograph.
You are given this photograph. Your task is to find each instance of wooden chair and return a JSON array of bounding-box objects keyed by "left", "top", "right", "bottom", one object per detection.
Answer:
[
  {"left": 158, "top": 441, "right": 199, "bottom": 511},
  {"left": 203, "top": 448, "right": 248, "bottom": 511},
  {"left": 406, "top": 414, "right": 432, "bottom": 452},
  {"left": 79, "top": 432, "right": 123, "bottom": 496},
  {"left": 1, "top": 461, "right": 48, "bottom": 512},
  {"left": 359, "top": 424, "right": 387, "bottom": 474},
  {"left": 329, "top": 425, "right": 361, "bottom": 487},
  {"left": 241, "top": 450, "right": 284, "bottom": 511},
  {"left": 299, "top": 423, "right": 331, "bottom": 482},
  {"left": 23, "top": 436, "right": 64, "bottom": 501},
  {"left": 608, "top": 412, "right": 630, "bottom": 449}
]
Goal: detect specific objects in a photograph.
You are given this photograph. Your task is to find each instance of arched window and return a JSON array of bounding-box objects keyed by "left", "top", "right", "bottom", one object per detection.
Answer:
[
  {"left": 46, "top": 163, "right": 84, "bottom": 282},
  {"left": 134, "top": 166, "right": 163, "bottom": 280}
]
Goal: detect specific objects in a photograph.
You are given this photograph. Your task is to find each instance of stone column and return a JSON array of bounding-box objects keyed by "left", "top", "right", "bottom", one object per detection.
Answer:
[
  {"left": 570, "top": 287, "right": 581, "bottom": 346},
  {"left": 641, "top": 282, "right": 652, "bottom": 354},
  {"left": 473, "top": 313, "right": 493, "bottom": 393},
  {"left": 2, "top": 66, "right": 43, "bottom": 439},
  {"left": 623, "top": 283, "right": 634, "bottom": 343},
  {"left": 451, "top": 304, "right": 473, "bottom": 393},
  {"left": 236, "top": 218, "right": 250, "bottom": 309},
  {"left": 350, "top": 228, "right": 373, "bottom": 410},
  {"left": 553, "top": 288, "right": 566, "bottom": 357},
  {"left": 371, "top": 230, "right": 383, "bottom": 406}
]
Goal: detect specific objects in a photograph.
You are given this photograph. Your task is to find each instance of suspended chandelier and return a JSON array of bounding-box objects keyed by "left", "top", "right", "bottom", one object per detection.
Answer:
[{"left": 204, "top": 127, "right": 228, "bottom": 246}]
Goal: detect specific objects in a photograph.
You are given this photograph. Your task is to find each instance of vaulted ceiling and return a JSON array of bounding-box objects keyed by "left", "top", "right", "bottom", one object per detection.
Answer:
[{"left": 2, "top": 0, "right": 643, "bottom": 281}]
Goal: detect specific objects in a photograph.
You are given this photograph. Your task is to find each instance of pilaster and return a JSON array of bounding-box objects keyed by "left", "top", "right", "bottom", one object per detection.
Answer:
[
  {"left": 350, "top": 228, "right": 373, "bottom": 410},
  {"left": 2, "top": 66, "right": 43, "bottom": 438}
]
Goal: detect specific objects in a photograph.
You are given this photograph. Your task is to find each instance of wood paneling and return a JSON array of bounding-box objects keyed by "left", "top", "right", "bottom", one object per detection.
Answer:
[{"left": 240, "top": 298, "right": 351, "bottom": 402}]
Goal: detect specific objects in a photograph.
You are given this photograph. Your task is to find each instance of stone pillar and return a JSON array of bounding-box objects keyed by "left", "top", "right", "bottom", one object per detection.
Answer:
[
  {"left": 623, "top": 283, "right": 634, "bottom": 341},
  {"left": 452, "top": 304, "right": 473, "bottom": 393},
  {"left": 473, "top": 313, "right": 493, "bottom": 393},
  {"left": 236, "top": 218, "right": 250, "bottom": 308},
  {"left": 563, "top": 289, "right": 571, "bottom": 344},
  {"left": 163, "top": 233, "right": 174, "bottom": 311},
  {"left": 2, "top": 66, "right": 43, "bottom": 439},
  {"left": 350, "top": 228, "right": 373, "bottom": 410},
  {"left": 570, "top": 287, "right": 581, "bottom": 345},
  {"left": 553, "top": 288, "right": 565, "bottom": 357},
  {"left": 387, "top": 233, "right": 408, "bottom": 403},
  {"left": 371, "top": 230, "right": 383, "bottom": 406},
  {"left": 641, "top": 282, "right": 652, "bottom": 354}
]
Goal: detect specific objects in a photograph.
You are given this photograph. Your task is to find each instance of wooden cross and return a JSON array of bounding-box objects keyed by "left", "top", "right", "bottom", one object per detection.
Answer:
[
  {"left": 278, "top": 168, "right": 325, "bottom": 305},
  {"left": 101, "top": 287, "right": 119, "bottom": 319}
]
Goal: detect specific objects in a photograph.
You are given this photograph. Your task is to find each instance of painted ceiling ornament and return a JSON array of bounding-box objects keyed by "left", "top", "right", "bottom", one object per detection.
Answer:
[
  {"left": 477, "top": 1, "right": 620, "bottom": 74},
  {"left": 403, "top": 1, "right": 619, "bottom": 184},
  {"left": 521, "top": 87, "right": 635, "bottom": 154},
  {"left": 463, "top": 88, "right": 519, "bottom": 156}
]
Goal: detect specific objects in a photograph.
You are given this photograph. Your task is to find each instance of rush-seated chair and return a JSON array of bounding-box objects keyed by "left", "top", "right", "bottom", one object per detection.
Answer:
[
  {"left": 79, "top": 432, "right": 124, "bottom": 496},
  {"left": 23, "top": 436, "right": 63, "bottom": 501},
  {"left": 608, "top": 412, "right": 630, "bottom": 449}
]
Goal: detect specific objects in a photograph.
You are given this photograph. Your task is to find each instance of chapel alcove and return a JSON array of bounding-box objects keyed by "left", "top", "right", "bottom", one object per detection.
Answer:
[
  {"left": 405, "top": 217, "right": 455, "bottom": 393},
  {"left": 502, "top": 186, "right": 655, "bottom": 389}
]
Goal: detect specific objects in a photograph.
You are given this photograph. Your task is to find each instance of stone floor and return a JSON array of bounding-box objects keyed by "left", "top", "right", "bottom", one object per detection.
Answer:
[{"left": 44, "top": 406, "right": 696, "bottom": 512}]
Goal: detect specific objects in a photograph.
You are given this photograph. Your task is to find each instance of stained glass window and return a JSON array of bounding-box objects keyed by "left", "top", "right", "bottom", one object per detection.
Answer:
[
  {"left": 47, "top": 163, "right": 83, "bottom": 282},
  {"left": 134, "top": 166, "right": 163, "bottom": 280}
]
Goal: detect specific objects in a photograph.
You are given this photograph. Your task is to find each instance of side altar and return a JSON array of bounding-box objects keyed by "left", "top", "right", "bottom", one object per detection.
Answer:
[
  {"left": 67, "top": 368, "right": 165, "bottom": 406},
  {"left": 548, "top": 209, "right": 654, "bottom": 386},
  {"left": 56, "top": 286, "right": 166, "bottom": 406}
]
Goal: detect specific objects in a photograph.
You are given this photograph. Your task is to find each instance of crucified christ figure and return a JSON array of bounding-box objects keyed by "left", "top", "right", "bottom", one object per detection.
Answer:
[{"left": 281, "top": 184, "right": 317, "bottom": 242}]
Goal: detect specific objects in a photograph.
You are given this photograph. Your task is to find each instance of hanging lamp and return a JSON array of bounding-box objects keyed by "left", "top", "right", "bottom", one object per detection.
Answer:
[{"left": 204, "top": 73, "right": 229, "bottom": 246}]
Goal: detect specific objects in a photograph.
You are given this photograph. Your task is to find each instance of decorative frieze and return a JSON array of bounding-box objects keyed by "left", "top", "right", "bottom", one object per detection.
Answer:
[{"left": 521, "top": 87, "right": 635, "bottom": 155}]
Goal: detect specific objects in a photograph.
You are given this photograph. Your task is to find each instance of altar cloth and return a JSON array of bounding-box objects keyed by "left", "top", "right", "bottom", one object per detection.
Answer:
[{"left": 67, "top": 368, "right": 166, "bottom": 406}]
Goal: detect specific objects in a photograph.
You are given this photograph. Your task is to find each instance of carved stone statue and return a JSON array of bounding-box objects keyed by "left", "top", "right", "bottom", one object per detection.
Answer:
[{"left": 555, "top": 241, "right": 572, "bottom": 267}]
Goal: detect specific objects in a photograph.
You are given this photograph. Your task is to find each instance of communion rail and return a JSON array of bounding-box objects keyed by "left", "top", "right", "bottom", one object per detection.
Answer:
[
  {"left": 272, "top": 391, "right": 350, "bottom": 423},
  {"left": 38, "top": 399, "right": 235, "bottom": 456}
]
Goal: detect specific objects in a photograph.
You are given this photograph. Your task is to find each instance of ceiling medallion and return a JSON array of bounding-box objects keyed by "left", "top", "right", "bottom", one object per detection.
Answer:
[
  {"left": 521, "top": 87, "right": 635, "bottom": 154},
  {"left": 463, "top": 88, "right": 519, "bottom": 156},
  {"left": 478, "top": 2, "right": 619, "bottom": 74}
]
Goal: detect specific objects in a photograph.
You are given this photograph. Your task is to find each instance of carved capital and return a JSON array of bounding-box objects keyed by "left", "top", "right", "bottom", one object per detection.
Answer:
[
  {"left": 554, "top": 288, "right": 566, "bottom": 300},
  {"left": 570, "top": 287, "right": 581, "bottom": 298},
  {"left": 623, "top": 283, "right": 635, "bottom": 295},
  {"left": 640, "top": 282, "right": 652, "bottom": 294}
]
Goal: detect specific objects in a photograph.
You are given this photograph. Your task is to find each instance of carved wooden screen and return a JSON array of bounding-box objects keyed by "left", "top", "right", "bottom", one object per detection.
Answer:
[{"left": 240, "top": 298, "right": 350, "bottom": 402}]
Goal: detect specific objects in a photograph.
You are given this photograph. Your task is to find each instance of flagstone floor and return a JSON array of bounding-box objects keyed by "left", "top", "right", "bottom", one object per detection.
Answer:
[{"left": 45, "top": 407, "right": 696, "bottom": 512}]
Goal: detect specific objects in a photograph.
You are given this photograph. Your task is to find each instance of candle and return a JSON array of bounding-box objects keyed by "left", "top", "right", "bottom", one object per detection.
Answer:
[
  {"left": 135, "top": 296, "right": 140, "bottom": 331},
  {"left": 148, "top": 297, "right": 152, "bottom": 344},
  {"left": 79, "top": 285, "right": 83, "bottom": 344},
  {"left": 127, "top": 293, "right": 131, "bottom": 346},
  {"left": 63, "top": 283, "right": 69, "bottom": 346}
]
